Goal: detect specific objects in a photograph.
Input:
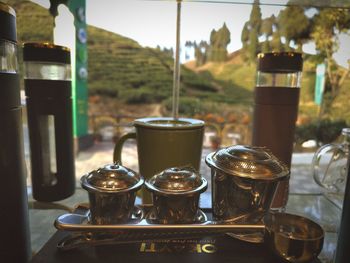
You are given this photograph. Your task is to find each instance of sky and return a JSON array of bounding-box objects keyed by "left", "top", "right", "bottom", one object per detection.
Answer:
[{"left": 32, "top": 0, "right": 349, "bottom": 67}]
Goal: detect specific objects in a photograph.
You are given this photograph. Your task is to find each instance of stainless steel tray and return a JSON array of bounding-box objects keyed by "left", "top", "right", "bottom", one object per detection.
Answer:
[
  {"left": 55, "top": 204, "right": 263, "bottom": 232},
  {"left": 55, "top": 204, "right": 265, "bottom": 250}
]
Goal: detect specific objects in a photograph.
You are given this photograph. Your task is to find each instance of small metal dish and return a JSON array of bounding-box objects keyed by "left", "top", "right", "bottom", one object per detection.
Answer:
[
  {"left": 264, "top": 212, "right": 324, "bottom": 263},
  {"left": 145, "top": 167, "right": 207, "bottom": 224}
]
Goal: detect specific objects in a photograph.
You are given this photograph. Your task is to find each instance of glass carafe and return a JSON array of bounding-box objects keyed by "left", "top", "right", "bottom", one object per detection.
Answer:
[{"left": 312, "top": 128, "right": 350, "bottom": 207}]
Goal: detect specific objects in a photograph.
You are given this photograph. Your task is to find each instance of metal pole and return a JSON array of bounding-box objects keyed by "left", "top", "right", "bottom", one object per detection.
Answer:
[{"left": 172, "top": 0, "right": 181, "bottom": 119}]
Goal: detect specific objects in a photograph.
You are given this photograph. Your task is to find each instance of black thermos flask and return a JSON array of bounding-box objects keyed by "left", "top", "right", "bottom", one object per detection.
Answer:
[
  {"left": 0, "top": 2, "right": 31, "bottom": 262},
  {"left": 23, "top": 43, "right": 75, "bottom": 201}
]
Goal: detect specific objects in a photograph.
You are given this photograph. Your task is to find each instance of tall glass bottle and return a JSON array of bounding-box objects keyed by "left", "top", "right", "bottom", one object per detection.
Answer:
[
  {"left": 0, "top": 2, "right": 31, "bottom": 262},
  {"left": 252, "top": 52, "right": 303, "bottom": 209}
]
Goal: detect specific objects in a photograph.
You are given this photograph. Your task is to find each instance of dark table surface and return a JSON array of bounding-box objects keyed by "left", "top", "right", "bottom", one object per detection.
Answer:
[
  {"left": 28, "top": 186, "right": 340, "bottom": 263},
  {"left": 30, "top": 194, "right": 336, "bottom": 263},
  {"left": 30, "top": 229, "right": 322, "bottom": 263}
]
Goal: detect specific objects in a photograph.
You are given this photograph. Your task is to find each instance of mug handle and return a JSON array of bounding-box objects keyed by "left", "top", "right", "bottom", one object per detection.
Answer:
[
  {"left": 113, "top": 132, "right": 137, "bottom": 164},
  {"left": 312, "top": 143, "right": 342, "bottom": 190}
]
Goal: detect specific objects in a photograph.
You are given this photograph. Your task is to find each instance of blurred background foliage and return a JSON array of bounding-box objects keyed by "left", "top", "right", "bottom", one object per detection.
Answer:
[{"left": 4, "top": 0, "right": 350, "bottom": 145}]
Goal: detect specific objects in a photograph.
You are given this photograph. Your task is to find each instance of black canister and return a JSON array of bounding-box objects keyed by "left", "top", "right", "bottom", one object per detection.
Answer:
[
  {"left": 252, "top": 52, "right": 303, "bottom": 209},
  {"left": 23, "top": 43, "right": 75, "bottom": 201},
  {"left": 0, "top": 2, "right": 31, "bottom": 262}
]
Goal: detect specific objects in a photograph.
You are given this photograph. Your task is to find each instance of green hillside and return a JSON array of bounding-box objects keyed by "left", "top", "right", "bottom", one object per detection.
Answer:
[
  {"left": 193, "top": 53, "right": 350, "bottom": 123},
  {"left": 4, "top": 0, "right": 349, "bottom": 123},
  {"left": 86, "top": 26, "right": 252, "bottom": 107},
  {"left": 7, "top": 1, "right": 250, "bottom": 109},
  {"left": 86, "top": 26, "right": 174, "bottom": 102}
]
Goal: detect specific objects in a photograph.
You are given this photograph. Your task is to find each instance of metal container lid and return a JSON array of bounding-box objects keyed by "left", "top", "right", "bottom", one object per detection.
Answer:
[
  {"left": 145, "top": 167, "right": 207, "bottom": 195},
  {"left": 81, "top": 164, "right": 144, "bottom": 193},
  {"left": 134, "top": 117, "right": 204, "bottom": 130},
  {"left": 206, "top": 145, "right": 289, "bottom": 180}
]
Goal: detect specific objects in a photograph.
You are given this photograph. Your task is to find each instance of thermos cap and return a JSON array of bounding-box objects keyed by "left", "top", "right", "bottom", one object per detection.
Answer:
[
  {"left": 206, "top": 145, "right": 289, "bottom": 180},
  {"left": 23, "top": 42, "right": 70, "bottom": 64},
  {"left": 145, "top": 167, "right": 207, "bottom": 194},
  {"left": 257, "top": 52, "right": 303, "bottom": 73},
  {"left": 0, "top": 2, "right": 16, "bottom": 42}
]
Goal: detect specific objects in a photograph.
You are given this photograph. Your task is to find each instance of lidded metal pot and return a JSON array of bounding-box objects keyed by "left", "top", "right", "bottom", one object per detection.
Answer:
[
  {"left": 145, "top": 167, "right": 207, "bottom": 224},
  {"left": 206, "top": 145, "right": 289, "bottom": 223},
  {"left": 81, "top": 164, "right": 144, "bottom": 224}
]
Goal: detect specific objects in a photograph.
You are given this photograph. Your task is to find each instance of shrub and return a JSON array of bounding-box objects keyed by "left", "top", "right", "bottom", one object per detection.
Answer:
[
  {"left": 295, "top": 119, "right": 347, "bottom": 145},
  {"left": 162, "top": 97, "right": 204, "bottom": 117},
  {"left": 120, "top": 88, "right": 154, "bottom": 104}
]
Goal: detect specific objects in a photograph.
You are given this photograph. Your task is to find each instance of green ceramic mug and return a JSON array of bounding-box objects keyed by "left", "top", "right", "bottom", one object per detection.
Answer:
[{"left": 113, "top": 117, "right": 205, "bottom": 204}]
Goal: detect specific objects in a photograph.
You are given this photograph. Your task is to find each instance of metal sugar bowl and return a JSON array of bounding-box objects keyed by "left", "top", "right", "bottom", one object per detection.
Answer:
[
  {"left": 145, "top": 167, "right": 207, "bottom": 224},
  {"left": 206, "top": 145, "right": 289, "bottom": 224},
  {"left": 81, "top": 164, "right": 144, "bottom": 224}
]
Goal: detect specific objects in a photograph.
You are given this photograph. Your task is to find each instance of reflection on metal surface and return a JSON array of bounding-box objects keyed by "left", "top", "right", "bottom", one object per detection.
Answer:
[
  {"left": 206, "top": 145, "right": 290, "bottom": 243},
  {"left": 146, "top": 206, "right": 207, "bottom": 224},
  {"left": 145, "top": 167, "right": 208, "bottom": 224},
  {"left": 146, "top": 167, "right": 204, "bottom": 193},
  {"left": 206, "top": 145, "right": 289, "bottom": 223},
  {"left": 81, "top": 164, "right": 144, "bottom": 224}
]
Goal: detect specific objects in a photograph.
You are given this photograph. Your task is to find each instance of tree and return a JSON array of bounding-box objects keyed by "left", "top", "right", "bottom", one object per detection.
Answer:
[
  {"left": 248, "top": 0, "right": 262, "bottom": 60},
  {"left": 260, "top": 15, "right": 275, "bottom": 53},
  {"left": 275, "top": 1, "right": 350, "bottom": 118},
  {"left": 49, "top": 0, "right": 68, "bottom": 17},
  {"left": 249, "top": 0, "right": 262, "bottom": 30},
  {"left": 260, "top": 15, "right": 274, "bottom": 40},
  {"left": 208, "top": 23, "right": 231, "bottom": 62},
  {"left": 261, "top": 40, "right": 270, "bottom": 53},
  {"left": 194, "top": 41, "right": 209, "bottom": 66},
  {"left": 276, "top": 1, "right": 350, "bottom": 119},
  {"left": 277, "top": 5, "right": 311, "bottom": 51},
  {"left": 248, "top": 27, "right": 259, "bottom": 61},
  {"left": 241, "top": 0, "right": 262, "bottom": 63},
  {"left": 311, "top": 8, "right": 350, "bottom": 117},
  {"left": 240, "top": 21, "right": 250, "bottom": 62},
  {"left": 270, "top": 30, "right": 283, "bottom": 52}
]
